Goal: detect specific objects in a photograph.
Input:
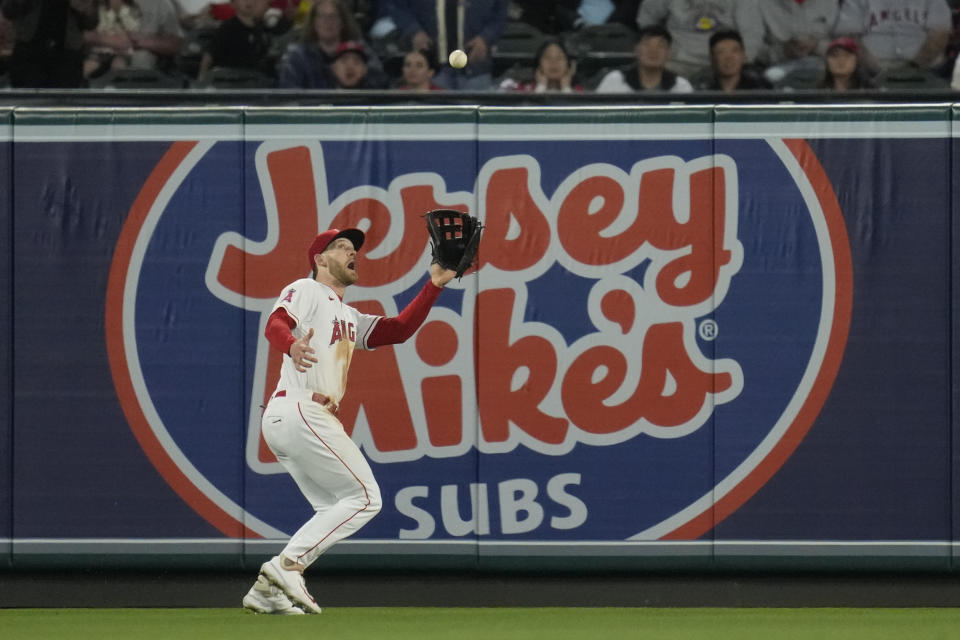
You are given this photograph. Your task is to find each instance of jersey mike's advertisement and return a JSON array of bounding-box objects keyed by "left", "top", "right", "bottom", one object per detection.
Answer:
[{"left": 2, "top": 107, "right": 956, "bottom": 569}]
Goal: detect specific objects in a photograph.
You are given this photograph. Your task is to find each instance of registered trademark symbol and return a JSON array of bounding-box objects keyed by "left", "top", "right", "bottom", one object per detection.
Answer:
[{"left": 698, "top": 318, "right": 718, "bottom": 341}]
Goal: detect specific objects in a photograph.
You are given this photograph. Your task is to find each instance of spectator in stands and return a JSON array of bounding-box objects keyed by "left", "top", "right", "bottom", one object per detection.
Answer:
[
  {"left": 513, "top": 0, "right": 621, "bottom": 34},
  {"left": 575, "top": 0, "right": 616, "bottom": 27},
  {"left": 758, "top": 0, "right": 838, "bottom": 84},
  {"left": 293, "top": 0, "right": 374, "bottom": 30},
  {"left": 0, "top": 13, "right": 13, "bottom": 75},
  {"left": 84, "top": 0, "right": 184, "bottom": 73},
  {"left": 380, "top": 0, "right": 507, "bottom": 90},
  {"left": 820, "top": 36, "right": 875, "bottom": 91},
  {"left": 500, "top": 39, "right": 583, "bottom": 93},
  {"left": 329, "top": 38, "right": 383, "bottom": 88},
  {"left": 1, "top": 0, "right": 99, "bottom": 88},
  {"left": 951, "top": 52, "right": 960, "bottom": 90},
  {"left": 208, "top": 0, "right": 296, "bottom": 22},
  {"left": 84, "top": 0, "right": 141, "bottom": 79},
  {"left": 511, "top": 1, "right": 580, "bottom": 34},
  {"left": 133, "top": 0, "right": 184, "bottom": 70},
  {"left": 285, "top": 0, "right": 323, "bottom": 28},
  {"left": 636, "top": 0, "right": 764, "bottom": 80},
  {"left": 595, "top": 24, "right": 693, "bottom": 93},
  {"left": 277, "top": 0, "right": 382, "bottom": 88},
  {"left": 834, "top": 0, "right": 952, "bottom": 73},
  {"left": 196, "top": 0, "right": 291, "bottom": 83},
  {"left": 702, "top": 29, "right": 772, "bottom": 92},
  {"left": 397, "top": 46, "right": 441, "bottom": 91},
  {"left": 171, "top": 0, "right": 214, "bottom": 28},
  {"left": 351, "top": 0, "right": 377, "bottom": 32}
]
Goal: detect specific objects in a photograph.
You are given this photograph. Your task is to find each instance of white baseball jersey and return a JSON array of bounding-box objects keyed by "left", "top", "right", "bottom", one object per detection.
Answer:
[
  {"left": 835, "top": 0, "right": 952, "bottom": 69},
  {"left": 270, "top": 278, "right": 380, "bottom": 404}
]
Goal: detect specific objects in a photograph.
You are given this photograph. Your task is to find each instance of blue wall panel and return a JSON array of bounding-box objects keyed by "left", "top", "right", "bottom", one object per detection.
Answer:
[
  {"left": 10, "top": 113, "right": 231, "bottom": 567},
  {"left": 0, "top": 106, "right": 957, "bottom": 570},
  {"left": 710, "top": 108, "right": 953, "bottom": 569},
  {"left": 0, "top": 110, "right": 11, "bottom": 568}
]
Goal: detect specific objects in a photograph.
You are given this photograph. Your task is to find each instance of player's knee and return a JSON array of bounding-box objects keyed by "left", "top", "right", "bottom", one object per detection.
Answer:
[
  {"left": 364, "top": 483, "right": 383, "bottom": 516},
  {"left": 343, "top": 481, "right": 381, "bottom": 517}
]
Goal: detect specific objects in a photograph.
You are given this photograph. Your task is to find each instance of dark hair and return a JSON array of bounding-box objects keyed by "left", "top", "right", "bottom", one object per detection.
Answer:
[
  {"left": 638, "top": 25, "right": 672, "bottom": 45},
  {"left": 534, "top": 38, "right": 574, "bottom": 68},
  {"left": 406, "top": 46, "right": 438, "bottom": 71},
  {"left": 302, "top": 0, "right": 363, "bottom": 45},
  {"left": 709, "top": 29, "right": 743, "bottom": 51},
  {"left": 821, "top": 53, "right": 875, "bottom": 90}
]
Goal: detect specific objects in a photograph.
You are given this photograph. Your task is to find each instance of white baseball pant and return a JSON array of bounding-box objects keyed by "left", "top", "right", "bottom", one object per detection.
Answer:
[{"left": 261, "top": 395, "right": 382, "bottom": 568}]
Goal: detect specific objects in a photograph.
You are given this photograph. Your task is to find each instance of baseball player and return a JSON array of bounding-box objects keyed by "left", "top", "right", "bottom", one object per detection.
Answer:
[{"left": 243, "top": 226, "right": 457, "bottom": 614}]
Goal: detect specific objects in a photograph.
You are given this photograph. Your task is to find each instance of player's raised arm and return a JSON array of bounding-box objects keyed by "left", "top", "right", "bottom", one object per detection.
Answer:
[
  {"left": 430, "top": 262, "right": 457, "bottom": 288},
  {"left": 366, "top": 275, "right": 445, "bottom": 347},
  {"left": 367, "top": 210, "right": 483, "bottom": 347}
]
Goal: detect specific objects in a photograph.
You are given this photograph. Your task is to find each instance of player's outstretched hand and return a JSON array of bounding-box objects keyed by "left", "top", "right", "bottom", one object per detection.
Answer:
[
  {"left": 430, "top": 263, "right": 457, "bottom": 288},
  {"left": 290, "top": 328, "right": 318, "bottom": 372}
]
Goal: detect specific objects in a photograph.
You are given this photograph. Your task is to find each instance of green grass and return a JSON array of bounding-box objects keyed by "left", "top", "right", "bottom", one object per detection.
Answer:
[{"left": 3, "top": 607, "right": 960, "bottom": 639}]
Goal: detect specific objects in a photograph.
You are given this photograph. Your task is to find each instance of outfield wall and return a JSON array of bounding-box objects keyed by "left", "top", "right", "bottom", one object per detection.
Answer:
[{"left": 0, "top": 105, "right": 957, "bottom": 571}]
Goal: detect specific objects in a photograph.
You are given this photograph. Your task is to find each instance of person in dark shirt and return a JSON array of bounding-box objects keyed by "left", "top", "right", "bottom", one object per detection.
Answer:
[
  {"left": 703, "top": 29, "right": 771, "bottom": 92},
  {"left": 1, "top": 0, "right": 99, "bottom": 87},
  {"left": 277, "top": 0, "right": 382, "bottom": 89},
  {"left": 380, "top": 0, "right": 507, "bottom": 90},
  {"left": 197, "top": 0, "right": 291, "bottom": 82}
]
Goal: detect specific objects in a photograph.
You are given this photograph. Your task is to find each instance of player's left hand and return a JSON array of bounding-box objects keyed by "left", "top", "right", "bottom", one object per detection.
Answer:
[
  {"left": 429, "top": 263, "right": 457, "bottom": 288},
  {"left": 290, "top": 328, "right": 318, "bottom": 372}
]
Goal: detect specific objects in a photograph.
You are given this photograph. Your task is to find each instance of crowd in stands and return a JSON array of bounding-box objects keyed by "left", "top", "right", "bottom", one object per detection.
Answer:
[{"left": 1, "top": 0, "right": 959, "bottom": 93}]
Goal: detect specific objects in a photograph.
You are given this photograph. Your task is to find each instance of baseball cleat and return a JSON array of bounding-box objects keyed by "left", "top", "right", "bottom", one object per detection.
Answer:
[
  {"left": 260, "top": 556, "right": 322, "bottom": 614},
  {"left": 242, "top": 574, "right": 305, "bottom": 615}
]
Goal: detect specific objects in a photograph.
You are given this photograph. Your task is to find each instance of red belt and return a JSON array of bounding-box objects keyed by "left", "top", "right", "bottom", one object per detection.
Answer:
[{"left": 274, "top": 389, "right": 338, "bottom": 414}]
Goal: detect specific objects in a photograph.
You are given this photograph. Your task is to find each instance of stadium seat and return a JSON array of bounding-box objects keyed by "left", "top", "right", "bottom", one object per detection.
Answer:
[
  {"left": 369, "top": 30, "right": 406, "bottom": 82},
  {"left": 178, "top": 27, "right": 218, "bottom": 79},
  {"left": 585, "top": 66, "right": 615, "bottom": 91},
  {"left": 766, "top": 64, "right": 825, "bottom": 91},
  {"left": 89, "top": 68, "right": 186, "bottom": 90},
  {"left": 197, "top": 67, "right": 275, "bottom": 89},
  {"left": 491, "top": 21, "right": 549, "bottom": 77},
  {"left": 873, "top": 64, "right": 949, "bottom": 90},
  {"left": 565, "top": 22, "right": 637, "bottom": 79},
  {"left": 494, "top": 62, "right": 535, "bottom": 90},
  {"left": 687, "top": 66, "right": 714, "bottom": 91}
]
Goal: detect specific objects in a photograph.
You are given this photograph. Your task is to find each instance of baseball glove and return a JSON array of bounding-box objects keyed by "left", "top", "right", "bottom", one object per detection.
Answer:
[{"left": 424, "top": 209, "right": 483, "bottom": 278}]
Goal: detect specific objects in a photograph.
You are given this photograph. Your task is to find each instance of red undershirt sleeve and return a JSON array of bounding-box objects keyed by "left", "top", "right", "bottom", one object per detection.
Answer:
[
  {"left": 264, "top": 307, "right": 297, "bottom": 355},
  {"left": 367, "top": 279, "right": 443, "bottom": 347}
]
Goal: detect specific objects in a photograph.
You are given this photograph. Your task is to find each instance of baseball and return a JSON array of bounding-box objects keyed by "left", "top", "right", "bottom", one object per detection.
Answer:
[{"left": 448, "top": 49, "right": 468, "bottom": 69}]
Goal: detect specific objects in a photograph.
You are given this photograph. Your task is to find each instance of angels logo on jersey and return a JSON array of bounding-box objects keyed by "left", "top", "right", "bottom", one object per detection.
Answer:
[
  {"left": 329, "top": 319, "right": 355, "bottom": 345},
  {"left": 106, "top": 134, "right": 851, "bottom": 543}
]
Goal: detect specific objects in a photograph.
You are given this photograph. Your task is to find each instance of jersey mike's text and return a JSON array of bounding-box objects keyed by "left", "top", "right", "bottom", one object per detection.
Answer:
[
  {"left": 395, "top": 473, "right": 587, "bottom": 538},
  {"left": 206, "top": 142, "right": 745, "bottom": 467}
]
